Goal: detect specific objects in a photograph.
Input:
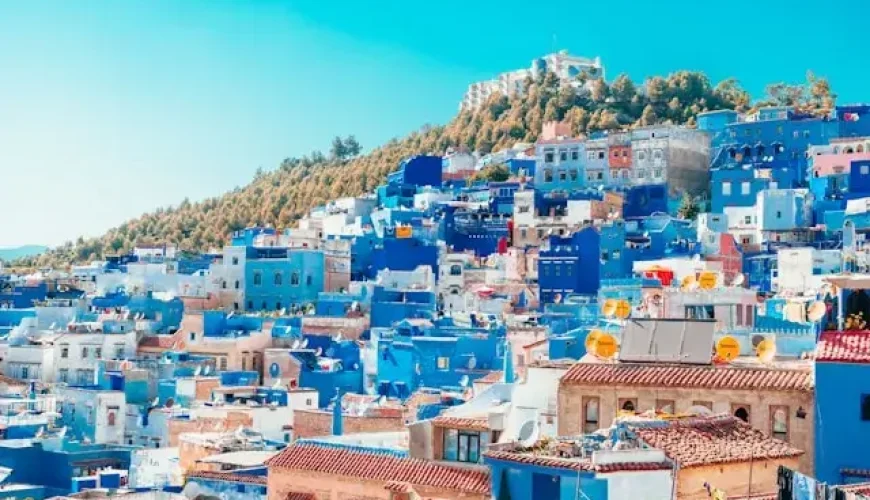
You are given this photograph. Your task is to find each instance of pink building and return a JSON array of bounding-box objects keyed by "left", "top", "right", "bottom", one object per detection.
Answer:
[{"left": 811, "top": 138, "right": 870, "bottom": 177}]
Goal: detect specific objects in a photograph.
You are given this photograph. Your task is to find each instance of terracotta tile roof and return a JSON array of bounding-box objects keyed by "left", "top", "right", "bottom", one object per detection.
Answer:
[
  {"left": 432, "top": 416, "right": 490, "bottom": 431},
  {"left": 186, "top": 470, "right": 267, "bottom": 485},
  {"left": 384, "top": 481, "right": 415, "bottom": 493},
  {"left": 266, "top": 443, "right": 490, "bottom": 495},
  {"left": 138, "top": 335, "right": 177, "bottom": 349},
  {"left": 484, "top": 450, "right": 671, "bottom": 473},
  {"left": 816, "top": 331, "right": 870, "bottom": 363},
  {"left": 628, "top": 415, "right": 804, "bottom": 468},
  {"left": 560, "top": 362, "right": 813, "bottom": 392},
  {"left": 285, "top": 493, "right": 316, "bottom": 500}
]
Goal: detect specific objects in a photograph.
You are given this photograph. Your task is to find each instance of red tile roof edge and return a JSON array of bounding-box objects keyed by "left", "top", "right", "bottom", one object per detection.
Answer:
[
  {"left": 560, "top": 362, "right": 813, "bottom": 392},
  {"left": 431, "top": 416, "right": 490, "bottom": 431},
  {"left": 484, "top": 451, "right": 672, "bottom": 473},
  {"left": 266, "top": 443, "right": 490, "bottom": 495},
  {"left": 816, "top": 331, "right": 870, "bottom": 363},
  {"left": 186, "top": 470, "right": 267, "bottom": 485}
]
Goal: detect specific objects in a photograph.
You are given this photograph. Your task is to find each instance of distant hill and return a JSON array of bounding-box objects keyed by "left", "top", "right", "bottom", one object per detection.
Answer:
[
  {"left": 19, "top": 70, "right": 834, "bottom": 269},
  {"left": 0, "top": 245, "right": 48, "bottom": 262}
]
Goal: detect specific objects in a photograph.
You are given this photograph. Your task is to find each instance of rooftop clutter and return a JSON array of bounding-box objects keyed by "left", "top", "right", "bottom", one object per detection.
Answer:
[{"left": 5, "top": 101, "right": 870, "bottom": 498}]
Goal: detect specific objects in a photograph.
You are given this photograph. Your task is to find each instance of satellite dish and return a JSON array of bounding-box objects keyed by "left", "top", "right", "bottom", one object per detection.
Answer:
[
  {"left": 715, "top": 336, "right": 740, "bottom": 362},
  {"left": 301, "top": 338, "right": 309, "bottom": 349},
  {"left": 517, "top": 419, "right": 539, "bottom": 448},
  {"left": 315, "top": 347, "right": 323, "bottom": 356},
  {"left": 731, "top": 274, "right": 745, "bottom": 287},
  {"left": 615, "top": 300, "right": 631, "bottom": 319},
  {"left": 459, "top": 375, "right": 470, "bottom": 388},
  {"left": 585, "top": 329, "right": 603, "bottom": 352},
  {"left": 151, "top": 397, "right": 159, "bottom": 408},
  {"left": 807, "top": 301, "right": 827, "bottom": 322},
  {"left": 292, "top": 339, "right": 301, "bottom": 350},
  {"left": 681, "top": 275, "right": 698, "bottom": 292},
  {"left": 602, "top": 300, "right": 617, "bottom": 318},
  {"left": 279, "top": 308, "right": 287, "bottom": 316},
  {"left": 592, "top": 333, "right": 618, "bottom": 359},
  {"left": 756, "top": 339, "right": 776, "bottom": 363},
  {"left": 227, "top": 312, "right": 235, "bottom": 319},
  {"left": 698, "top": 271, "right": 718, "bottom": 290},
  {"left": 194, "top": 366, "right": 202, "bottom": 377},
  {"left": 553, "top": 293, "right": 563, "bottom": 304},
  {"left": 272, "top": 379, "right": 282, "bottom": 390},
  {"left": 467, "top": 356, "right": 477, "bottom": 370},
  {"left": 203, "top": 365, "right": 212, "bottom": 376}
]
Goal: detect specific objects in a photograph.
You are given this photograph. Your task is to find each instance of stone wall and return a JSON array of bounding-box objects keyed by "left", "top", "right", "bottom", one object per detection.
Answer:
[
  {"left": 678, "top": 457, "right": 801, "bottom": 499},
  {"left": 558, "top": 384, "right": 814, "bottom": 473}
]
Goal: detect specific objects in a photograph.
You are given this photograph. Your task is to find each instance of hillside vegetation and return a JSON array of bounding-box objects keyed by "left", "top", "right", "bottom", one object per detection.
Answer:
[{"left": 22, "top": 70, "right": 834, "bottom": 268}]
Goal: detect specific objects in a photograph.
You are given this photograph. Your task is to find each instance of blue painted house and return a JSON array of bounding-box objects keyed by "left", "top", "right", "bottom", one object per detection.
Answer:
[
  {"left": 244, "top": 247, "right": 325, "bottom": 311},
  {"left": 538, "top": 227, "right": 601, "bottom": 304},
  {"left": 815, "top": 331, "right": 870, "bottom": 485}
]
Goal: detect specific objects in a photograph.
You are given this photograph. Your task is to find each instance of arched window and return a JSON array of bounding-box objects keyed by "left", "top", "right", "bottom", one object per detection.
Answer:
[
  {"left": 734, "top": 406, "right": 750, "bottom": 422},
  {"left": 234, "top": 280, "right": 240, "bottom": 290},
  {"left": 621, "top": 399, "right": 635, "bottom": 412},
  {"left": 450, "top": 265, "right": 462, "bottom": 276},
  {"left": 291, "top": 273, "right": 300, "bottom": 286},
  {"left": 274, "top": 272, "right": 282, "bottom": 285},
  {"left": 107, "top": 412, "right": 116, "bottom": 427},
  {"left": 845, "top": 147, "right": 855, "bottom": 154},
  {"left": 253, "top": 272, "right": 262, "bottom": 286},
  {"left": 583, "top": 398, "right": 600, "bottom": 433},
  {"left": 742, "top": 146, "right": 752, "bottom": 158},
  {"left": 858, "top": 144, "right": 865, "bottom": 153}
]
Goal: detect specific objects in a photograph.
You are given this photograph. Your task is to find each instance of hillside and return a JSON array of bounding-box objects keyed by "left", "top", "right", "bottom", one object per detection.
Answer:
[
  {"left": 21, "top": 70, "right": 833, "bottom": 269},
  {"left": 0, "top": 245, "right": 48, "bottom": 263}
]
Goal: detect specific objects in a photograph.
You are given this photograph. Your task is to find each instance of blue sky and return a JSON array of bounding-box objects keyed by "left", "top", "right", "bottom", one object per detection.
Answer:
[{"left": 0, "top": 0, "right": 866, "bottom": 247}]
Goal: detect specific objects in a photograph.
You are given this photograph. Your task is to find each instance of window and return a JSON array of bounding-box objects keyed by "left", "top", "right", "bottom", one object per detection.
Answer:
[
  {"left": 622, "top": 150, "right": 628, "bottom": 157},
  {"left": 520, "top": 229, "right": 527, "bottom": 239},
  {"left": 232, "top": 257, "right": 239, "bottom": 266},
  {"left": 583, "top": 397, "right": 600, "bottom": 433},
  {"left": 776, "top": 125, "right": 783, "bottom": 135},
  {"left": 612, "top": 249, "right": 621, "bottom": 260},
  {"left": 544, "top": 152, "right": 554, "bottom": 163},
  {"left": 861, "top": 394, "right": 870, "bottom": 421},
  {"left": 450, "top": 264, "right": 462, "bottom": 276},
  {"left": 21, "top": 366, "right": 29, "bottom": 379},
  {"left": 601, "top": 250, "right": 610, "bottom": 262},
  {"left": 253, "top": 272, "right": 262, "bottom": 286},
  {"left": 437, "top": 357, "right": 449, "bottom": 370},
  {"left": 61, "top": 345, "right": 69, "bottom": 359},
  {"left": 560, "top": 150, "right": 568, "bottom": 161},
  {"left": 656, "top": 399, "right": 675, "bottom": 414},
  {"left": 741, "top": 182, "right": 750, "bottom": 195},
  {"left": 247, "top": 300, "right": 253, "bottom": 310},
  {"left": 291, "top": 272, "right": 300, "bottom": 285},
  {"left": 803, "top": 130, "right": 810, "bottom": 138},
  {"left": 443, "top": 429, "right": 481, "bottom": 463},
  {"left": 221, "top": 280, "right": 227, "bottom": 289},
  {"left": 569, "top": 169, "right": 578, "bottom": 181},
  {"left": 115, "top": 346, "right": 125, "bottom": 358},
  {"left": 82, "top": 347, "right": 89, "bottom": 358},
  {"left": 233, "top": 302, "right": 239, "bottom": 311},
  {"left": 544, "top": 169, "right": 553, "bottom": 182},
  {"left": 770, "top": 406, "right": 789, "bottom": 441},
  {"left": 276, "top": 301, "right": 282, "bottom": 311},
  {"left": 722, "top": 182, "right": 732, "bottom": 195},
  {"left": 744, "top": 215, "right": 752, "bottom": 225},
  {"left": 686, "top": 305, "right": 715, "bottom": 320},
  {"left": 596, "top": 172, "right": 603, "bottom": 180},
  {"left": 638, "top": 151, "right": 647, "bottom": 161},
  {"left": 274, "top": 272, "right": 282, "bottom": 285},
  {"left": 571, "top": 150, "right": 579, "bottom": 160},
  {"left": 306, "top": 275, "right": 313, "bottom": 286},
  {"left": 234, "top": 280, "right": 240, "bottom": 289},
  {"left": 653, "top": 168, "right": 662, "bottom": 178},
  {"left": 692, "top": 401, "right": 713, "bottom": 410},
  {"left": 107, "top": 412, "right": 116, "bottom": 427},
  {"left": 862, "top": 165, "right": 870, "bottom": 175},
  {"left": 59, "top": 369, "right": 69, "bottom": 383},
  {"left": 95, "top": 347, "right": 102, "bottom": 359},
  {"left": 219, "top": 357, "right": 228, "bottom": 370},
  {"left": 587, "top": 151, "right": 596, "bottom": 160},
  {"left": 598, "top": 151, "right": 605, "bottom": 159},
  {"left": 732, "top": 404, "right": 751, "bottom": 422},
  {"left": 559, "top": 171, "right": 567, "bottom": 181},
  {"left": 619, "top": 398, "right": 637, "bottom": 412},
  {"left": 776, "top": 210, "right": 782, "bottom": 219}
]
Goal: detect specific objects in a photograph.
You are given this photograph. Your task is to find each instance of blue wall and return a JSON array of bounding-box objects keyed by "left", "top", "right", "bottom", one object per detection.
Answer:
[
  {"left": 245, "top": 250, "right": 325, "bottom": 311},
  {"left": 815, "top": 360, "right": 870, "bottom": 484},
  {"left": 486, "top": 459, "right": 609, "bottom": 500},
  {"left": 539, "top": 228, "right": 601, "bottom": 304}
]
